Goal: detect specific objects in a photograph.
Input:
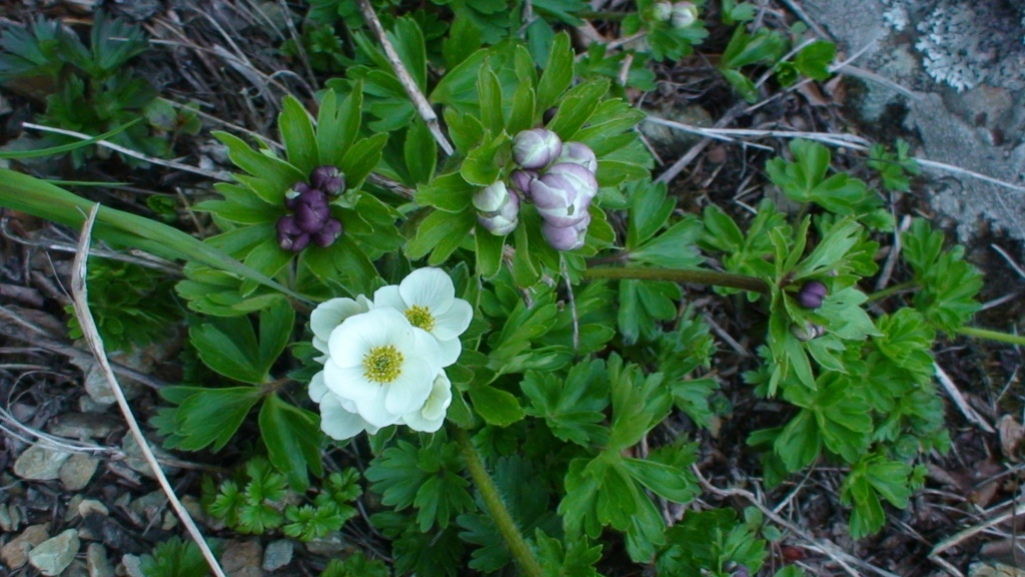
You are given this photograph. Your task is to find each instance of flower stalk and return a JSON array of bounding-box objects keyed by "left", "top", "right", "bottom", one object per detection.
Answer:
[
  {"left": 583, "top": 266, "right": 770, "bottom": 294},
  {"left": 957, "top": 326, "right": 1025, "bottom": 345},
  {"left": 455, "top": 428, "right": 545, "bottom": 577}
]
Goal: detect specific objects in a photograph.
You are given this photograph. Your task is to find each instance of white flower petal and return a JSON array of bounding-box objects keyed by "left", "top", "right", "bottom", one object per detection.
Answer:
[
  {"left": 431, "top": 298, "right": 473, "bottom": 341},
  {"left": 328, "top": 308, "right": 412, "bottom": 368},
  {"left": 319, "top": 394, "right": 378, "bottom": 440},
  {"left": 310, "top": 298, "right": 369, "bottom": 354},
  {"left": 309, "top": 370, "right": 328, "bottom": 402},
  {"left": 404, "top": 372, "right": 452, "bottom": 432},
  {"left": 434, "top": 336, "right": 462, "bottom": 367},
  {"left": 353, "top": 392, "right": 404, "bottom": 427},
  {"left": 399, "top": 268, "right": 454, "bottom": 312},
  {"left": 323, "top": 359, "right": 379, "bottom": 402},
  {"left": 412, "top": 327, "right": 443, "bottom": 374},
  {"left": 372, "top": 284, "right": 406, "bottom": 311},
  {"left": 383, "top": 356, "right": 436, "bottom": 415}
]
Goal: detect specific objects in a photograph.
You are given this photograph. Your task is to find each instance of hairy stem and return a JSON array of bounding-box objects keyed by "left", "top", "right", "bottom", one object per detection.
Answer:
[
  {"left": 957, "top": 326, "right": 1025, "bottom": 346},
  {"left": 583, "top": 266, "right": 770, "bottom": 294},
  {"left": 866, "top": 280, "right": 918, "bottom": 303},
  {"left": 455, "top": 428, "right": 544, "bottom": 577}
]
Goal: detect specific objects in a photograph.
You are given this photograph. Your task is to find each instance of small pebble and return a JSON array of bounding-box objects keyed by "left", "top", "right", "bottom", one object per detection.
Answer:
[
  {"left": 86, "top": 543, "right": 114, "bottom": 577},
  {"left": 28, "top": 529, "right": 80, "bottom": 576},
  {"left": 61, "top": 453, "right": 100, "bottom": 491},
  {"left": 0, "top": 524, "right": 49, "bottom": 569},
  {"left": 13, "top": 444, "right": 72, "bottom": 480},
  {"left": 262, "top": 540, "right": 294, "bottom": 571}
]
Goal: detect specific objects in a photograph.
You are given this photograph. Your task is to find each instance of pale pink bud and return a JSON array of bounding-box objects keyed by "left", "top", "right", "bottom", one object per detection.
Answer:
[
  {"left": 509, "top": 169, "right": 538, "bottom": 197},
  {"left": 542, "top": 212, "right": 590, "bottom": 251},
  {"left": 555, "top": 141, "right": 598, "bottom": 173},
  {"left": 473, "top": 181, "right": 511, "bottom": 215},
  {"left": 513, "top": 128, "right": 563, "bottom": 170},
  {"left": 530, "top": 162, "right": 598, "bottom": 227},
  {"left": 670, "top": 2, "right": 698, "bottom": 28}
]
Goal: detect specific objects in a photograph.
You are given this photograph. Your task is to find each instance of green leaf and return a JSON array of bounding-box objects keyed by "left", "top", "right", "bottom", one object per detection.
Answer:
[
  {"left": 279, "top": 95, "right": 318, "bottom": 175},
  {"left": 507, "top": 81, "right": 536, "bottom": 134},
  {"left": 547, "top": 79, "right": 610, "bottom": 141},
  {"left": 468, "top": 386, "right": 525, "bottom": 426},
  {"left": 340, "top": 133, "right": 388, "bottom": 191},
  {"left": 460, "top": 132, "right": 509, "bottom": 186},
  {"left": 259, "top": 394, "right": 323, "bottom": 491},
  {"left": 657, "top": 508, "right": 767, "bottom": 575},
  {"left": 317, "top": 87, "right": 362, "bottom": 166},
  {"left": 521, "top": 359, "right": 609, "bottom": 446},
  {"left": 406, "top": 209, "right": 477, "bottom": 264},
  {"left": 625, "top": 179, "right": 674, "bottom": 248},
  {"left": 536, "top": 32, "right": 574, "bottom": 113},
  {"left": 190, "top": 315, "right": 265, "bottom": 384},
  {"left": 167, "top": 386, "right": 263, "bottom": 452},
  {"left": 477, "top": 65, "right": 504, "bottom": 133},
  {"left": 404, "top": 119, "right": 437, "bottom": 185},
  {"left": 214, "top": 131, "right": 306, "bottom": 204},
  {"left": 794, "top": 40, "right": 836, "bottom": 81}
]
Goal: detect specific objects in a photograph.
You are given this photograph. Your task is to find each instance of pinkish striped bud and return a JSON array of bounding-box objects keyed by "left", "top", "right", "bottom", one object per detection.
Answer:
[
  {"left": 513, "top": 128, "right": 562, "bottom": 170},
  {"left": 670, "top": 2, "right": 698, "bottom": 28},
  {"left": 529, "top": 162, "right": 598, "bottom": 227},
  {"left": 555, "top": 141, "right": 598, "bottom": 173},
  {"left": 542, "top": 211, "right": 590, "bottom": 251},
  {"left": 796, "top": 280, "right": 828, "bottom": 309},
  {"left": 509, "top": 169, "right": 539, "bottom": 197},
  {"left": 473, "top": 181, "right": 512, "bottom": 216}
]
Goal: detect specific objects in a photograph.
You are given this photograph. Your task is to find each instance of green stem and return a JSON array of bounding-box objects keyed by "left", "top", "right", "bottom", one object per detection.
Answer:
[
  {"left": 957, "top": 326, "right": 1025, "bottom": 346},
  {"left": 583, "top": 266, "right": 770, "bottom": 294},
  {"left": 455, "top": 428, "right": 544, "bottom": 577},
  {"left": 866, "top": 280, "right": 918, "bottom": 303},
  {"left": 577, "top": 10, "right": 633, "bottom": 20}
]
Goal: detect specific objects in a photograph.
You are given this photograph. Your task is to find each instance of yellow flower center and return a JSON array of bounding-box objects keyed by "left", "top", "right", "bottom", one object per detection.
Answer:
[
  {"left": 404, "top": 305, "right": 436, "bottom": 332},
  {"left": 362, "top": 345, "right": 403, "bottom": 384}
]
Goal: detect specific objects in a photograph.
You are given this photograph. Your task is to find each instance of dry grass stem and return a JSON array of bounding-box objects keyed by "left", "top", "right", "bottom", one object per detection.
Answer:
[
  {"left": 21, "top": 122, "right": 230, "bottom": 181},
  {"left": 933, "top": 362, "right": 996, "bottom": 434},
  {"left": 70, "top": 205, "right": 226, "bottom": 577},
  {"left": 355, "top": 0, "right": 454, "bottom": 156}
]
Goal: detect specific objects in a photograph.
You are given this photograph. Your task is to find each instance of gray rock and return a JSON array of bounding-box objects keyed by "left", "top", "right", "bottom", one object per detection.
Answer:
[
  {"left": 221, "top": 540, "right": 264, "bottom": 577},
  {"left": 59, "top": 560, "right": 89, "bottom": 577},
  {"left": 77, "top": 499, "right": 109, "bottom": 519},
  {"left": 60, "top": 454, "right": 100, "bottom": 491},
  {"left": 120, "top": 554, "right": 144, "bottom": 577},
  {"left": 0, "top": 503, "right": 21, "bottom": 532},
  {"left": 262, "top": 540, "right": 294, "bottom": 571},
  {"left": 129, "top": 491, "right": 167, "bottom": 525},
  {"left": 86, "top": 543, "right": 114, "bottom": 577},
  {"left": 48, "top": 414, "right": 120, "bottom": 440},
  {"left": 28, "top": 529, "right": 80, "bottom": 576},
  {"left": 14, "top": 445, "right": 72, "bottom": 480},
  {"left": 0, "top": 524, "right": 49, "bottom": 569},
  {"left": 304, "top": 532, "right": 345, "bottom": 555},
  {"left": 121, "top": 435, "right": 179, "bottom": 479}
]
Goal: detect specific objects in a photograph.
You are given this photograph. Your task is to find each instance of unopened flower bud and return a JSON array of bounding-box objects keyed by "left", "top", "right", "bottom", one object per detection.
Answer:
[
  {"left": 509, "top": 169, "right": 538, "bottom": 197},
  {"left": 530, "top": 162, "right": 598, "bottom": 227},
  {"left": 294, "top": 189, "right": 331, "bottom": 233},
  {"left": 477, "top": 189, "right": 520, "bottom": 236},
  {"left": 652, "top": 1, "right": 673, "bottom": 21},
  {"left": 555, "top": 141, "right": 598, "bottom": 173},
  {"left": 513, "top": 128, "right": 562, "bottom": 170},
  {"left": 285, "top": 181, "right": 311, "bottom": 209},
  {"left": 277, "top": 214, "right": 302, "bottom": 237},
  {"left": 312, "top": 218, "right": 344, "bottom": 247},
  {"left": 790, "top": 322, "right": 825, "bottom": 341},
  {"left": 310, "top": 165, "right": 345, "bottom": 195},
  {"left": 473, "top": 181, "right": 511, "bottom": 216},
  {"left": 278, "top": 215, "right": 312, "bottom": 252},
  {"left": 796, "top": 280, "right": 828, "bottom": 309},
  {"left": 670, "top": 2, "right": 699, "bottom": 28},
  {"left": 542, "top": 211, "right": 590, "bottom": 251}
]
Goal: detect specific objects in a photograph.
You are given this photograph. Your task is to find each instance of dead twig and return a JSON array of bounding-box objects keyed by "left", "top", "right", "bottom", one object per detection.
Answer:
[
  {"left": 355, "top": 0, "right": 454, "bottom": 156},
  {"left": 70, "top": 205, "right": 226, "bottom": 577},
  {"left": 933, "top": 362, "right": 996, "bottom": 434}
]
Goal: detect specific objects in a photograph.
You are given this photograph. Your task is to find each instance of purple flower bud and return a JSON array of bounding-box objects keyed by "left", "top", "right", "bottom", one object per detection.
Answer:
[
  {"left": 310, "top": 165, "right": 345, "bottom": 195},
  {"left": 509, "top": 169, "right": 538, "bottom": 197},
  {"left": 277, "top": 214, "right": 302, "bottom": 237},
  {"left": 530, "top": 162, "right": 598, "bottom": 227},
  {"left": 473, "top": 181, "right": 511, "bottom": 215},
  {"left": 294, "top": 189, "right": 331, "bottom": 233},
  {"left": 555, "top": 141, "right": 599, "bottom": 173},
  {"left": 278, "top": 218, "right": 312, "bottom": 252},
  {"left": 670, "top": 2, "right": 698, "bottom": 28},
  {"left": 312, "top": 218, "right": 344, "bottom": 247},
  {"left": 513, "top": 128, "right": 562, "bottom": 170},
  {"left": 542, "top": 212, "right": 590, "bottom": 251},
  {"left": 796, "top": 280, "right": 828, "bottom": 309},
  {"left": 285, "top": 181, "right": 311, "bottom": 209}
]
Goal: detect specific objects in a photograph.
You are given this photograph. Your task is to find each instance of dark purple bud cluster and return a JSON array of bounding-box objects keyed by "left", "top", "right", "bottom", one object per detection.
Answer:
[
  {"left": 796, "top": 280, "right": 828, "bottom": 309},
  {"left": 509, "top": 129, "right": 600, "bottom": 252},
  {"left": 277, "top": 166, "right": 346, "bottom": 252}
]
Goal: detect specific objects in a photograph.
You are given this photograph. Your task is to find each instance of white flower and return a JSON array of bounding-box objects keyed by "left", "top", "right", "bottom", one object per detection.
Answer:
[
  {"left": 323, "top": 307, "right": 440, "bottom": 427},
  {"left": 372, "top": 268, "right": 472, "bottom": 367},
  {"left": 402, "top": 371, "right": 453, "bottom": 433},
  {"left": 310, "top": 371, "right": 385, "bottom": 440},
  {"left": 310, "top": 295, "right": 373, "bottom": 361}
]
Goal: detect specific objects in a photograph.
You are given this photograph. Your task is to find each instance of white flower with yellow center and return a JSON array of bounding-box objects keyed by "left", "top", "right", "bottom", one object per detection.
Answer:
[
  {"left": 402, "top": 371, "right": 453, "bottom": 433},
  {"left": 373, "top": 268, "right": 472, "bottom": 367},
  {"left": 309, "top": 295, "right": 372, "bottom": 361},
  {"left": 323, "top": 307, "right": 440, "bottom": 427}
]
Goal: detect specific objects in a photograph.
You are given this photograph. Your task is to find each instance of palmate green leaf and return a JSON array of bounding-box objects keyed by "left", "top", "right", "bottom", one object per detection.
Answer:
[
  {"left": 841, "top": 454, "right": 913, "bottom": 538},
  {"left": 548, "top": 79, "right": 611, "bottom": 141},
  {"left": 159, "top": 386, "right": 262, "bottom": 452},
  {"left": 534, "top": 530, "right": 603, "bottom": 577},
  {"left": 406, "top": 208, "right": 477, "bottom": 264},
  {"left": 189, "top": 298, "right": 293, "bottom": 383},
  {"left": 319, "top": 551, "right": 390, "bottom": 577},
  {"left": 617, "top": 280, "right": 681, "bottom": 344},
  {"left": 317, "top": 86, "right": 363, "bottom": 166},
  {"left": 139, "top": 537, "right": 212, "bottom": 577},
  {"left": 404, "top": 118, "right": 437, "bottom": 185},
  {"left": 536, "top": 32, "right": 573, "bottom": 112},
  {"left": 902, "top": 222, "right": 982, "bottom": 333},
  {"left": 477, "top": 65, "right": 504, "bottom": 133},
  {"left": 607, "top": 355, "right": 672, "bottom": 451},
  {"left": 794, "top": 40, "right": 836, "bottom": 81},
  {"left": 521, "top": 359, "right": 610, "bottom": 446},
  {"left": 416, "top": 172, "right": 475, "bottom": 213},
  {"left": 656, "top": 509, "right": 767, "bottom": 577},
  {"left": 259, "top": 394, "right": 323, "bottom": 491},
  {"left": 214, "top": 131, "right": 306, "bottom": 205},
  {"left": 625, "top": 179, "right": 674, "bottom": 249},
  {"left": 460, "top": 131, "right": 510, "bottom": 186}
]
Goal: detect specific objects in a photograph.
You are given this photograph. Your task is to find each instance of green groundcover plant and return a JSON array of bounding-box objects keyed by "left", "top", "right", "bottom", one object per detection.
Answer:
[{"left": 0, "top": 4, "right": 1005, "bottom": 576}]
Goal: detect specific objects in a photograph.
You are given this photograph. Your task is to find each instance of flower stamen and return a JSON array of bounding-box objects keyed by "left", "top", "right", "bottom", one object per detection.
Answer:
[
  {"left": 405, "top": 305, "right": 436, "bottom": 332},
  {"left": 362, "top": 345, "right": 404, "bottom": 383}
]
